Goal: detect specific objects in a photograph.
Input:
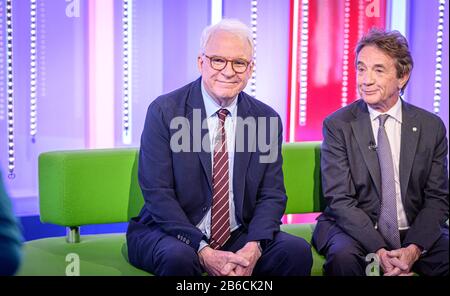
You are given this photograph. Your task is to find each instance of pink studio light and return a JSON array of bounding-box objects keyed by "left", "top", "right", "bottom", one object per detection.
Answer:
[{"left": 87, "top": 0, "right": 115, "bottom": 149}]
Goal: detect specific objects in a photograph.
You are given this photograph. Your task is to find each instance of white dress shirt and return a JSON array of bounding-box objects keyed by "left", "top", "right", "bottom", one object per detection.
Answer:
[
  {"left": 367, "top": 98, "right": 409, "bottom": 230},
  {"left": 196, "top": 81, "right": 241, "bottom": 251}
]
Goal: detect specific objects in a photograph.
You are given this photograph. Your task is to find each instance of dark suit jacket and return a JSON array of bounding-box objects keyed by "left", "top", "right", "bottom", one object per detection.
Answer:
[
  {"left": 313, "top": 99, "right": 449, "bottom": 254},
  {"left": 127, "top": 78, "right": 286, "bottom": 251}
]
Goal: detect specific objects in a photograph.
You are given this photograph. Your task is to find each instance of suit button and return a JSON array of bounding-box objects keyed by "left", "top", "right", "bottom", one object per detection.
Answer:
[
  {"left": 202, "top": 207, "right": 207, "bottom": 212},
  {"left": 186, "top": 239, "right": 190, "bottom": 244},
  {"left": 177, "top": 235, "right": 181, "bottom": 240}
]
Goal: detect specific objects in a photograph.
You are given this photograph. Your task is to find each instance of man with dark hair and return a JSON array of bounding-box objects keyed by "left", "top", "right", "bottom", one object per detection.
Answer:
[{"left": 312, "top": 29, "right": 449, "bottom": 276}]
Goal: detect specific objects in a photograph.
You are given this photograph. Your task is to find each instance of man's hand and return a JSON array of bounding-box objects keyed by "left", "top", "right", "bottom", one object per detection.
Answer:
[
  {"left": 376, "top": 247, "right": 408, "bottom": 276},
  {"left": 384, "top": 244, "right": 421, "bottom": 276},
  {"left": 231, "top": 241, "right": 262, "bottom": 276},
  {"left": 198, "top": 246, "right": 249, "bottom": 276},
  {"left": 376, "top": 248, "right": 396, "bottom": 274}
]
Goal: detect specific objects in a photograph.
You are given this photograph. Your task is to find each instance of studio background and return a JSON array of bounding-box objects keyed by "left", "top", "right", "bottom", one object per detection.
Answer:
[{"left": 0, "top": 0, "right": 447, "bottom": 239}]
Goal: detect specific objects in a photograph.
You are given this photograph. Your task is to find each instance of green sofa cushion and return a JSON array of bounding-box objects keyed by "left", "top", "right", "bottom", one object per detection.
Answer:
[
  {"left": 17, "top": 234, "right": 150, "bottom": 276},
  {"left": 281, "top": 223, "right": 324, "bottom": 276},
  {"left": 18, "top": 225, "right": 324, "bottom": 276},
  {"left": 282, "top": 142, "right": 323, "bottom": 214},
  {"left": 39, "top": 149, "right": 144, "bottom": 226}
]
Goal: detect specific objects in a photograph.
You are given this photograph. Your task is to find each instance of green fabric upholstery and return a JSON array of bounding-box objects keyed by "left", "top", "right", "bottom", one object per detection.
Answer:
[
  {"left": 281, "top": 224, "right": 325, "bottom": 276},
  {"left": 39, "top": 148, "right": 144, "bottom": 226},
  {"left": 282, "top": 141, "right": 323, "bottom": 214},
  {"left": 19, "top": 142, "right": 325, "bottom": 276},
  {"left": 17, "top": 234, "right": 148, "bottom": 276}
]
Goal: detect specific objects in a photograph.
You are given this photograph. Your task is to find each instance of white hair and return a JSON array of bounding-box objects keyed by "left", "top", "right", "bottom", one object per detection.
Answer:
[{"left": 199, "top": 19, "right": 254, "bottom": 56}]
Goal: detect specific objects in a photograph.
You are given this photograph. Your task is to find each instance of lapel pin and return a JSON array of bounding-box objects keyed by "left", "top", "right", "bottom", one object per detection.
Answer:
[{"left": 412, "top": 127, "right": 417, "bottom": 132}]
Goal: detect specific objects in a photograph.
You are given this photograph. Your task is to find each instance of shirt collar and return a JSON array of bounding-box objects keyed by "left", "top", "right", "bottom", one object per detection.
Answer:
[
  {"left": 368, "top": 97, "right": 403, "bottom": 124},
  {"left": 201, "top": 79, "right": 238, "bottom": 119}
]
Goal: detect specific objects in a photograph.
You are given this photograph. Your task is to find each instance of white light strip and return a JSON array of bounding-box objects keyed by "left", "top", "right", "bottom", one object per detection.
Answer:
[
  {"left": 30, "top": 0, "right": 37, "bottom": 142},
  {"left": 6, "top": 0, "right": 15, "bottom": 178},
  {"left": 389, "top": 0, "right": 407, "bottom": 37},
  {"left": 357, "top": 0, "right": 364, "bottom": 40},
  {"left": 298, "top": 0, "right": 309, "bottom": 126},
  {"left": 211, "top": 0, "right": 222, "bottom": 25},
  {"left": 341, "top": 0, "right": 350, "bottom": 107},
  {"left": 433, "top": 0, "right": 446, "bottom": 114},
  {"left": 287, "top": 214, "right": 293, "bottom": 224},
  {"left": 250, "top": 0, "right": 257, "bottom": 97},
  {"left": 122, "top": 0, "right": 132, "bottom": 144},
  {"left": 289, "top": 0, "right": 299, "bottom": 142}
]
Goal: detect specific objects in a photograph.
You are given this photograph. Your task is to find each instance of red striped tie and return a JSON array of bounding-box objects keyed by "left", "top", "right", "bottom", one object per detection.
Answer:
[{"left": 210, "top": 108, "right": 231, "bottom": 250}]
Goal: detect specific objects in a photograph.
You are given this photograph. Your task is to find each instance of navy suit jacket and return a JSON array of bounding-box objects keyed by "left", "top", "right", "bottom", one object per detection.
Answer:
[
  {"left": 313, "top": 99, "right": 449, "bottom": 254},
  {"left": 128, "top": 78, "right": 286, "bottom": 251}
]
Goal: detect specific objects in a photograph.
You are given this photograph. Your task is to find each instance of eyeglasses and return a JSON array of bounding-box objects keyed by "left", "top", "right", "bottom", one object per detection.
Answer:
[{"left": 203, "top": 54, "right": 251, "bottom": 74}]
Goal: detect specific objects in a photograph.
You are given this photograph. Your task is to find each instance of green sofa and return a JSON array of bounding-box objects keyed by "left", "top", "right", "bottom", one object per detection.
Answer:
[{"left": 17, "top": 142, "right": 325, "bottom": 276}]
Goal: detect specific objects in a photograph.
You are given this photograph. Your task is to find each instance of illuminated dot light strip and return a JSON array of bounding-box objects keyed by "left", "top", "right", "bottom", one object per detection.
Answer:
[
  {"left": 250, "top": 0, "right": 257, "bottom": 97},
  {"left": 299, "top": 0, "right": 309, "bottom": 126},
  {"left": 0, "top": 0, "right": 5, "bottom": 121},
  {"left": 122, "top": 0, "right": 132, "bottom": 144},
  {"left": 433, "top": 0, "right": 446, "bottom": 114},
  {"left": 357, "top": 0, "right": 364, "bottom": 40},
  {"left": 289, "top": 0, "right": 300, "bottom": 142},
  {"left": 30, "top": 0, "right": 37, "bottom": 142},
  {"left": 6, "top": 0, "right": 15, "bottom": 178},
  {"left": 357, "top": 0, "right": 364, "bottom": 100},
  {"left": 341, "top": 0, "right": 350, "bottom": 107},
  {"left": 38, "top": 0, "right": 46, "bottom": 100}
]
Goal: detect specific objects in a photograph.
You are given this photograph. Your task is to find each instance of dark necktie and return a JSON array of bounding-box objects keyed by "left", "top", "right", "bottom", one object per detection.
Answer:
[
  {"left": 377, "top": 114, "right": 401, "bottom": 249},
  {"left": 210, "top": 109, "right": 231, "bottom": 249}
]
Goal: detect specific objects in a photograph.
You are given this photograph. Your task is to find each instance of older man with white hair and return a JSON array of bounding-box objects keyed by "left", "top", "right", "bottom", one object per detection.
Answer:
[{"left": 126, "top": 19, "right": 313, "bottom": 276}]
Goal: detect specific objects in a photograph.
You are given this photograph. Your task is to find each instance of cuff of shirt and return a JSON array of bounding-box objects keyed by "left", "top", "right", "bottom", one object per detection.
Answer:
[
  {"left": 198, "top": 240, "right": 209, "bottom": 253},
  {"left": 406, "top": 243, "right": 427, "bottom": 256},
  {"left": 254, "top": 241, "right": 263, "bottom": 253}
]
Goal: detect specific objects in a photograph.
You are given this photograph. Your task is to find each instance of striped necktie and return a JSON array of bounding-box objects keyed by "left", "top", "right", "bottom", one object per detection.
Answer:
[{"left": 210, "top": 108, "right": 231, "bottom": 249}]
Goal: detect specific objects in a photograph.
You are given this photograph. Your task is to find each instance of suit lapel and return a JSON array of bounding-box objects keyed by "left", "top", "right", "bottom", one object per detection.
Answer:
[
  {"left": 186, "top": 82, "right": 253, "bottom": 217},
  {"left": 233, "top": 93, "right": 252, "bottom": 219},
  {"left": 186, "top": 78, "right": 212, "bottom": 193},
  {"left": 350, "top": 100, "right": 382, "bottom": 197},
  {"left": 399, "top": 101, "right": 420, "bottom": 204}
]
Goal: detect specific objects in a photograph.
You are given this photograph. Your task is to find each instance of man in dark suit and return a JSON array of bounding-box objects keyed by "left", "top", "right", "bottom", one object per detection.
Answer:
[
  {"left": 312, "top": 29, "right": 449, "bottom": 276},
  {"left": 127, "top": 19, "right": 312, "bottom": 276}
]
